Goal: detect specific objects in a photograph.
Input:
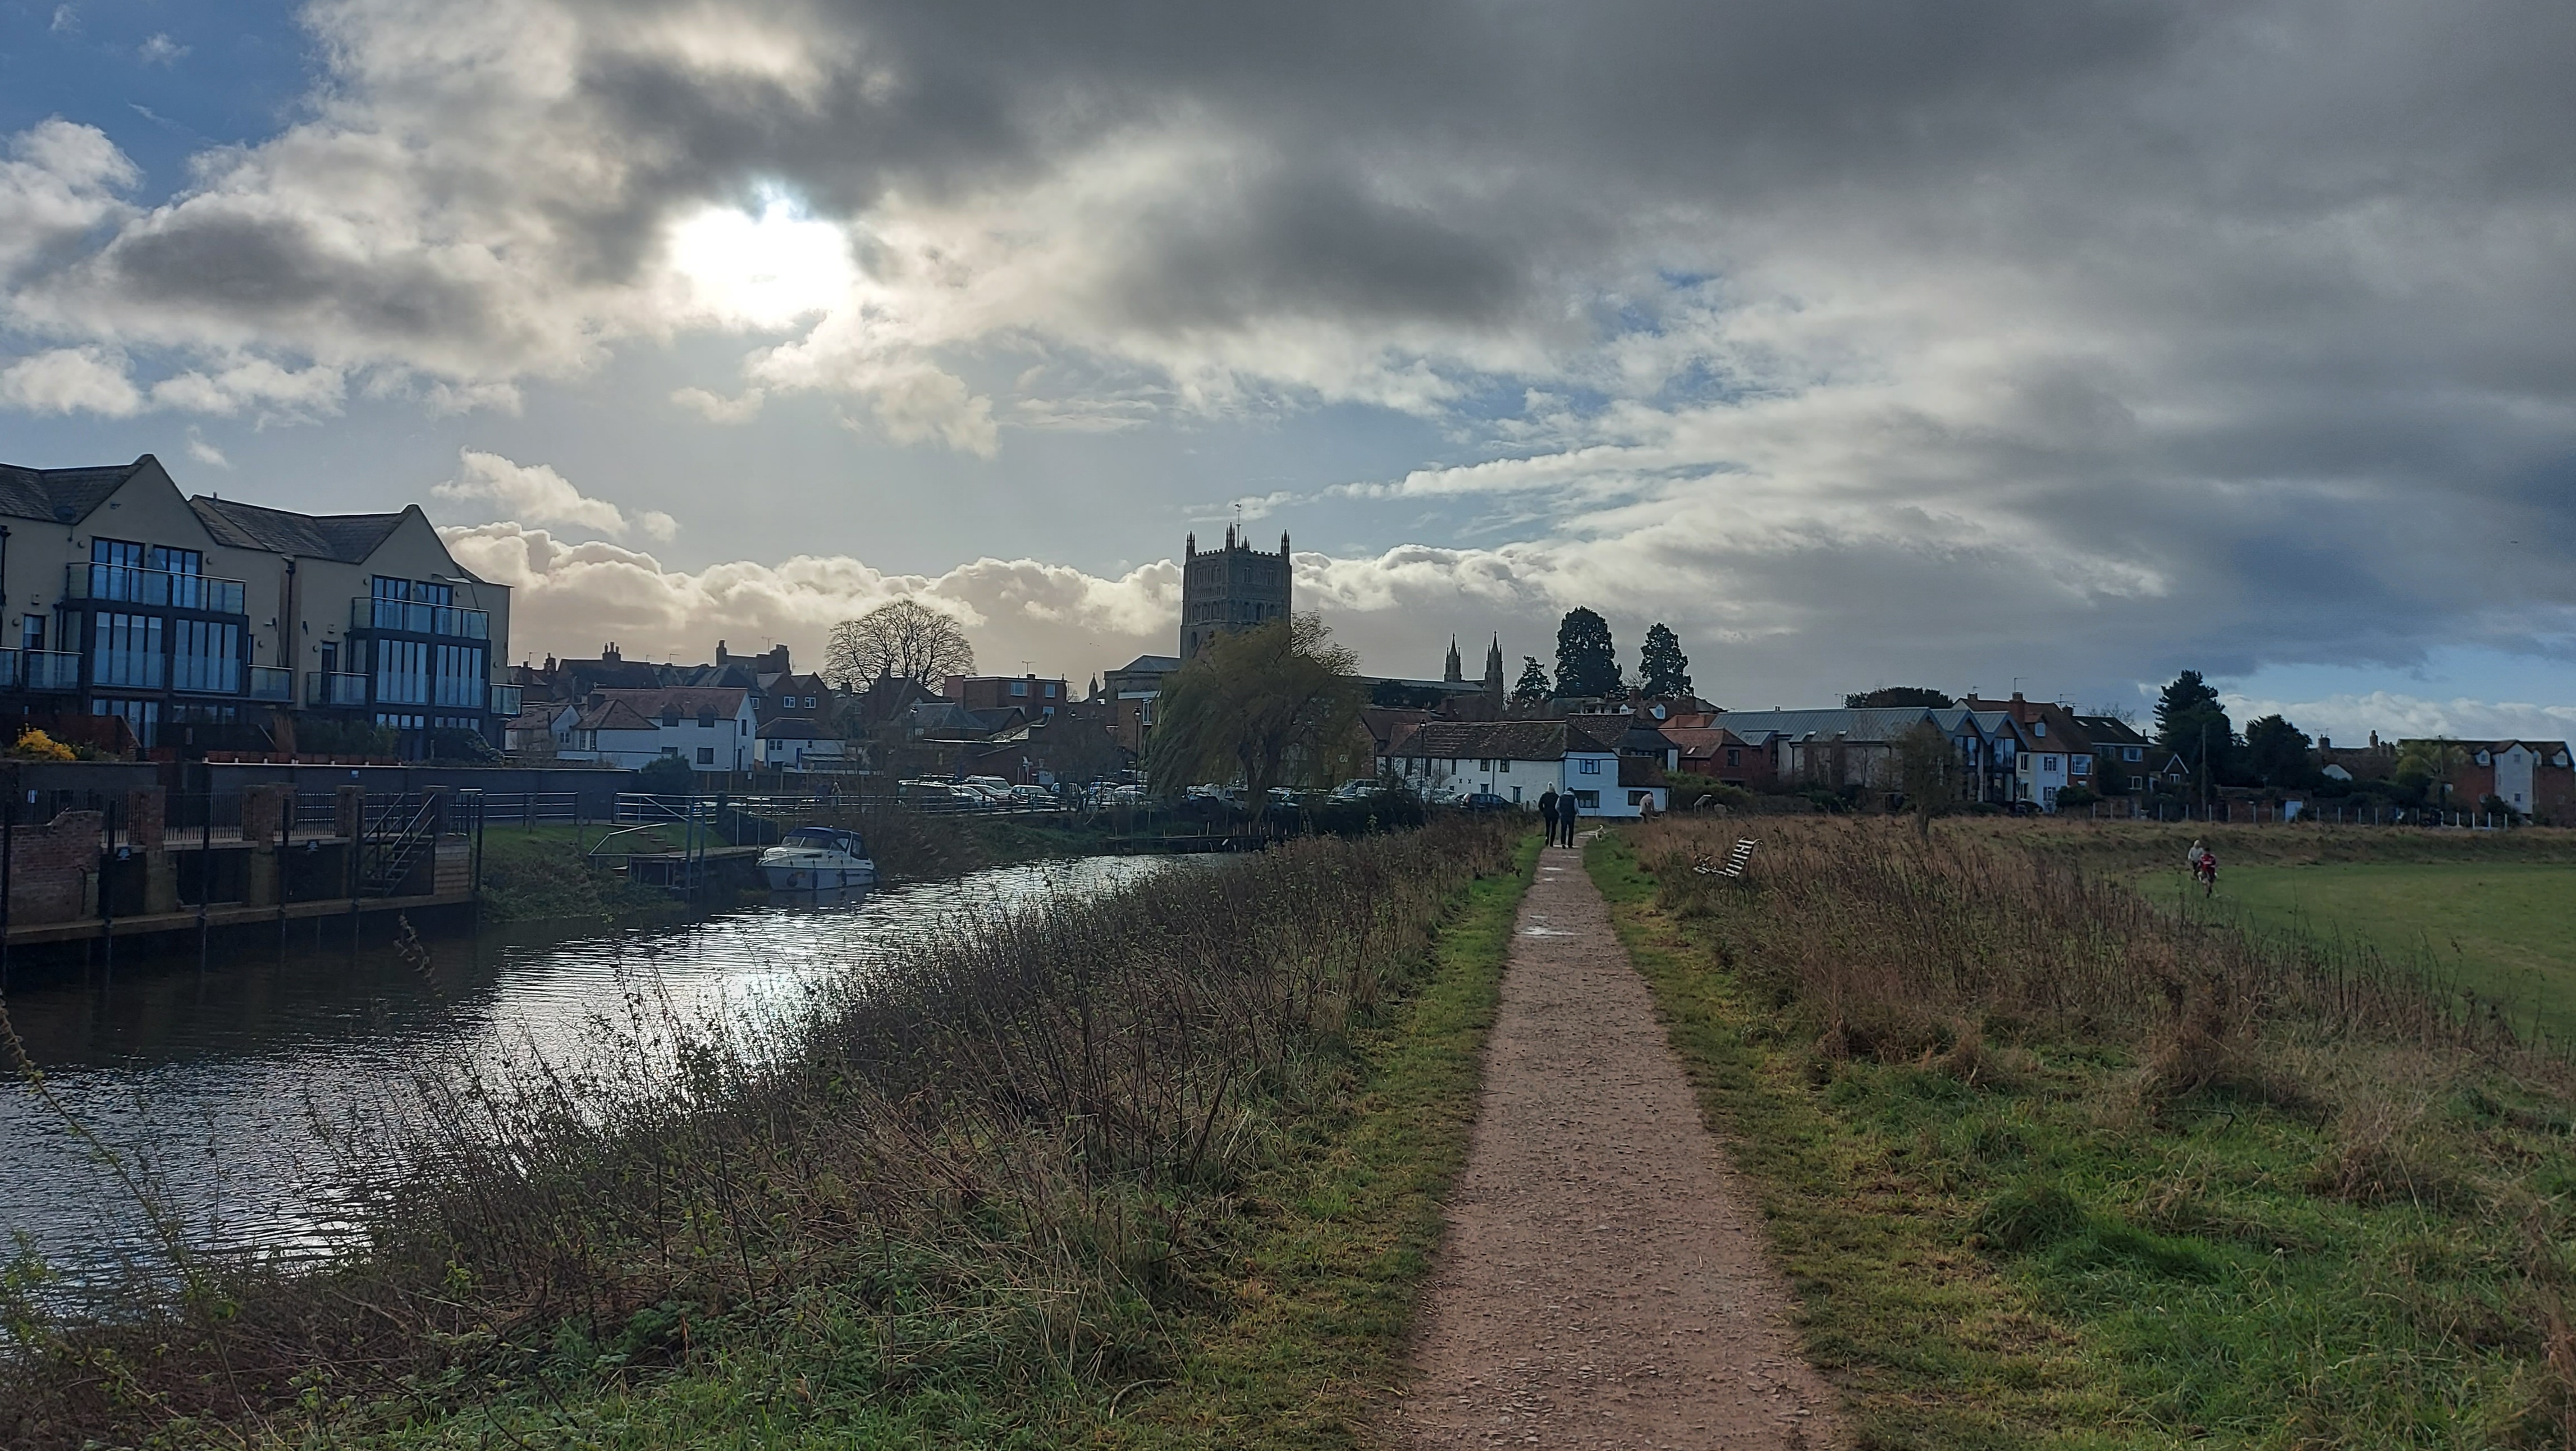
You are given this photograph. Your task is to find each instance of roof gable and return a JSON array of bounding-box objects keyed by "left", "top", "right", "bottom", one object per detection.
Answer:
[
  {"left": 189, "top": 495, "right": 415, "bottom": 563},
  {"left": 0, "top": 454, "right": 167, "bottom": 525}
]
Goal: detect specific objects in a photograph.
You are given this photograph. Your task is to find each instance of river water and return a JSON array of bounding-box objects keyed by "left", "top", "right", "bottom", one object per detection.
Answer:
[{"left": 0, "top": 855, "right": 1165, "bottom": 1285}]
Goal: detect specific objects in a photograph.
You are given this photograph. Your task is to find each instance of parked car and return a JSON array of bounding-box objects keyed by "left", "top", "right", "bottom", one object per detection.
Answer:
[
  {"left": 1008, "top": 784, "right": 1051, "bottom": 807},
  {"left": 1460, "top": 791, "right": 1513, "bottom": 812}
]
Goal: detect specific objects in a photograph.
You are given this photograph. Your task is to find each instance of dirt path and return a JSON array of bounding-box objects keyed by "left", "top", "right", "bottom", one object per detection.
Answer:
[{"left": 1395, "top": 837, "right": 1843, "bottom": 1449}]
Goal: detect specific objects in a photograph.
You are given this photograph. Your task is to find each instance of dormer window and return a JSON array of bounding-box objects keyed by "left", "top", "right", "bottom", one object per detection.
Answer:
[
  {"left": 698, "top": 708, "right": 717, "bottom": 727},
  {"left": 2033, "top": 720, "right": 2046, "bottom": 736},
  {"left": 661, "top": 708, "right": 680, "bottom": 726}
]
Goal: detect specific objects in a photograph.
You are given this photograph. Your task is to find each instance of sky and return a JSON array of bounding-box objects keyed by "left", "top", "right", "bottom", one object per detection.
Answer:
[{"left": 1, "top": 0, "right": 2572, "bottom": 744}]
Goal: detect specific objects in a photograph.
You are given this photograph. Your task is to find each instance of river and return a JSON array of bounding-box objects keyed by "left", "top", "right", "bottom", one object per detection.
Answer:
[{"left": 0, "top": 855, "right": 1165, "bottom": 1288}]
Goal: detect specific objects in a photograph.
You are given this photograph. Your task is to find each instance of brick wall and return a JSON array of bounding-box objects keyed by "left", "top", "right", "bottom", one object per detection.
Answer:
[{"left": 5, "top": 810, "right": 103, "bottom": 924}]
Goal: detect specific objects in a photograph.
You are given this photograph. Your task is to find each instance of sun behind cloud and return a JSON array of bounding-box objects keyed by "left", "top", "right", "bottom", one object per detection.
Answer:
[{"left": 666, "top": 193, "right": 856, "bottom": 332}]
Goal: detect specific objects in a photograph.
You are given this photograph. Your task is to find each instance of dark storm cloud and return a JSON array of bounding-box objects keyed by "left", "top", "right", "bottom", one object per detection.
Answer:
[{"left": 4, "top": 0, "right": 2573, "bottom": 699}]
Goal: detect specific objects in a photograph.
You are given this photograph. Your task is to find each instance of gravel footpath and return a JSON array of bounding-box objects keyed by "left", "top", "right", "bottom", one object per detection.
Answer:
[{"left": 1394, "top": 836, "right": 1844, "bottom": 1449}]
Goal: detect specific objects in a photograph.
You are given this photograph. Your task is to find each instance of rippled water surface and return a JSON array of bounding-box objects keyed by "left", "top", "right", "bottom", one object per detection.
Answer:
[{"left": 0, "top": 855, "right": 1165, "bottom": 1278}]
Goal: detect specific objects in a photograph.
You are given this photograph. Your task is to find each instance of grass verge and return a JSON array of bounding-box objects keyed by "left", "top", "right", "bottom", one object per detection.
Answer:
[
  {"left": 2, "top": 825, "right": 1538, "bottom": 1449},
  {"left": 1590, "top": 818, "right": 2576, "bottom": 1450}
]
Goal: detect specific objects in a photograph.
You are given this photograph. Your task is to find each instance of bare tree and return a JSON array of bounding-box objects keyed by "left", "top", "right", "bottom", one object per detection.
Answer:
[{"left": 825, "top": 600, "right": 975, "bottom": 689}]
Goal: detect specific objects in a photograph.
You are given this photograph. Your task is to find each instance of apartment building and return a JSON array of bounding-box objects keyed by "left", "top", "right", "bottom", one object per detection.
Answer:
[{"left": 0, "top": 454, "right": 517, "bottom": 755}]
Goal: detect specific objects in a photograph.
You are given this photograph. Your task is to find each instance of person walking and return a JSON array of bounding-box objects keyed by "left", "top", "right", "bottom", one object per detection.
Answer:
[
  {"left": 1555, "top": 791, "right": 1579, "bottom": 848},
  {"left": 1537, "top": 786, "right": 1560, "bottom": 844}
]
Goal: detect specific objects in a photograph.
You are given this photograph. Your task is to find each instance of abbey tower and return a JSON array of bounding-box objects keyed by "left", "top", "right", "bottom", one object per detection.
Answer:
[{"left": 1178, "top": 524, "right": 1292, "bottom": 661}]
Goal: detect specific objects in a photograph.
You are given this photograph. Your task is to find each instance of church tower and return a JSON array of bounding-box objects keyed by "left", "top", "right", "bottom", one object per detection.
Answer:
[
  {"left": 1179, "top": 525, "right": 1293, "bottom": 661},
  {"left": 1443, "top": 636, "right": 1464, "bottom": 683},
  {"left": 1484, "top": 635, "right": 1505, "bottom": 708}
]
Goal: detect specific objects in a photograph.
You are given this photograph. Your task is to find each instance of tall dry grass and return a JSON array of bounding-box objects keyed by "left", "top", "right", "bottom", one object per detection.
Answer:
[
  {"left": 0, "top": 818, "right": 1516, "bottom": 1448},
  {"left": 1637, "top": 816, "right": 2521, "bottom": 1087}
]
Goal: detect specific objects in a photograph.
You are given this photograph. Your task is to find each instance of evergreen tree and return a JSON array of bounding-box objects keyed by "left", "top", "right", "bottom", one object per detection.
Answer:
[
  {"left": 1843, "top": 686, "right": 1954, "bottom": 709},
  {"left": 2153, "top": 670, "right": 2241, "bottom": 788},
  {"left": 2243, "top": 714, "right": 2316, "bottom": 788},
  {"left": 1637, "top": 622, "right": 1692, "bottom": 697},
  {"left": 1512, "top": 656, "right": 1552, "bottom": 707},
  {"left": 1552, "top": 607, "right": 1623, "bottom": 698}
]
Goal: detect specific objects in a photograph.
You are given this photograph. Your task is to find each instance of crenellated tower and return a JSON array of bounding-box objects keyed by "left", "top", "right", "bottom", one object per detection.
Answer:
[{"left": 1179, "top": 524, "right": 1293, "bottom": 661}]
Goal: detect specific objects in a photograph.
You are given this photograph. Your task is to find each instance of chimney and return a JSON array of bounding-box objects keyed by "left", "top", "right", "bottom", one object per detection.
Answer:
[
  {"left": 2319, "top": 735, "right": 2331, "bottom": 751},
  {"left": 716, "top": 639, "right": 728, "bottom": 663},
  {"left": 602, "top": 642, "right": 620, "bottom": 663}
]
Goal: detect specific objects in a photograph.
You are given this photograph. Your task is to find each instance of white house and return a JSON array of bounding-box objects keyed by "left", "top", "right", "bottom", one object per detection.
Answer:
[
  {"left": 1381, "top": 720, "right": 1641, "bottom": 817},
  {"left": 557, "top": 685, "right": 757, "bottom": 773},
  {"left": 756, "top": 716, "right": 853, "bottom": 772}
]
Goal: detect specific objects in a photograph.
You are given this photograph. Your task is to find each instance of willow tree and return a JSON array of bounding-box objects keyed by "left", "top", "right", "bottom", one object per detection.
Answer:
[{"left": 1145, "top": 614, "right": 1364, "bottom": 810}]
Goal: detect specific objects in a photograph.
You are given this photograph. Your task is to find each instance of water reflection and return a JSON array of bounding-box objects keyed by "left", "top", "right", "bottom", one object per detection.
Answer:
[{"left": 0, "top": 856, "right": 1164, "bottom": 1279}]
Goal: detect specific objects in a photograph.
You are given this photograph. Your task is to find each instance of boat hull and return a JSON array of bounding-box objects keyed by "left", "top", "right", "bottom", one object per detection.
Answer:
[{"left": 761, "top": 862, "right": 878, "bottom": 891}]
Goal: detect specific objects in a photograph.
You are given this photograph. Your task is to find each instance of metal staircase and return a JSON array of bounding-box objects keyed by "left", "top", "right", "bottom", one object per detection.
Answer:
[{"left": 359, "top": 795, "right": 441, "bottom": 895}]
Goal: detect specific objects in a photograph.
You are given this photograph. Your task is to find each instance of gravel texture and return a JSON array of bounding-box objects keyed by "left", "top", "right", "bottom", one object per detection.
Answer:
[{"left": 1395, "top": 837, "right": 1845, "bottom": 1449}]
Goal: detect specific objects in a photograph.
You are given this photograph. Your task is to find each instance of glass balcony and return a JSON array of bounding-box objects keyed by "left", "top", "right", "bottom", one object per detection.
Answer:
[
  {"left": 308, "top": 671, "right": 369, "bottom": 707},
  {"left": 351, "top": 596, "right": 488, "bottom": 639},
  {"left": 65, "top": 563, "right": 248, "bottom": 614},
  {"left": 172, "top": 656, "right": 242, "bottom": 694},
  {"left": 0, "top": 649, "right": 81, "bottom": 691},
  {"left": 248, "top": 666, "right": 295, "bottom": 702},
  {"left": 489, "top": 683, "right": 524, "bottom": 716}
]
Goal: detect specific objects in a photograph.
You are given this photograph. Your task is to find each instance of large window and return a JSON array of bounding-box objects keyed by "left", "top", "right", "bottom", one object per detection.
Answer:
[
  {"left": 92, "top": 697, "right": 159, "bottom": 747},
  {"left": 91, "top": 612, "right": 164, "bottom": 687},
  {"left": 432, "top": 644, "right": 484, "bottom": 708},
  {"left": 172, "top": 618, "right": 240, "bottom": 693},
  {"left": 376, "top": 638, "right": 431, "bottom": 704}
]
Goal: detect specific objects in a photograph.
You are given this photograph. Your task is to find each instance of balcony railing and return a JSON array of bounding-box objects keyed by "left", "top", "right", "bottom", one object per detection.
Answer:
[
  {"left": 351, "top": 596, "right": 488, "bottom": 639},
  {"left": 489, "top": 683, "right": 524, "bottom": 716},
  {"left": 248, "top": 666, "right": 295, "bottom": 702},
  {"left": 65, "top": 564, "right": 248, "bottom": 615},
  {"left": 0, "top": 649, "right": 81, "bottom": 692},
  {"left": 172, "top": 656, "right": 243, "bottom": 695},
  {"left": 308, "top": 671, "right": 369, "bottom": 707}
]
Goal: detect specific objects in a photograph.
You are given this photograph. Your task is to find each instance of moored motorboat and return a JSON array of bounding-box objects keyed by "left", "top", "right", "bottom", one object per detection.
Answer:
[{"left": 759, "top": 826, "right": 877, "bottom": 891}]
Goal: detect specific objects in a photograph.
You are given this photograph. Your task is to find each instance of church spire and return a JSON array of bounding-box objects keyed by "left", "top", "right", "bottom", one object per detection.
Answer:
[{"left": 1444, "top": 635, "right": 1464, "bottom": 683}]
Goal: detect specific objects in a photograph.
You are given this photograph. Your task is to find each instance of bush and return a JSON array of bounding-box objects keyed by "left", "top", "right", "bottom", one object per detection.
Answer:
[
  {"left": 296, "top": 718, "right": 399, "bottom": 757},
  {"left": 1665, "top": 771, "right": 1754, "bottom": 810},
  {"left": 635, "top": 754, "right": 697, "bottom": 794},
  {"left": 7, "top": 727, "right": 75, "bottom": 762}
]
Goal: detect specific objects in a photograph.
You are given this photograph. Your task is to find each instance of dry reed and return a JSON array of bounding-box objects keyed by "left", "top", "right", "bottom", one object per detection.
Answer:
[{"left": 0, "top": 818, "right": 1515, "bottom": 1448}]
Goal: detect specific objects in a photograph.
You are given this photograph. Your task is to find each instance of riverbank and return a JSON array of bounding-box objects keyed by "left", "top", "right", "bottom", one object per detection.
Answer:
[
  {"left": 0, "top": 820, "right": 1534, "bottom": 1448},
  {"left": 474, "top": 810, "right": 1127, "bottom": 924},
  {"left": 1593, "top": 817, "right": 2576, "bottom": 1447}
]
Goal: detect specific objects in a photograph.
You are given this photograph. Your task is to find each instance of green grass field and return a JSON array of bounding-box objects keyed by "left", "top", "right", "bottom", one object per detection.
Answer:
[{"left": 2175, "top": 862, "right": 2576, "bottom": 1046}]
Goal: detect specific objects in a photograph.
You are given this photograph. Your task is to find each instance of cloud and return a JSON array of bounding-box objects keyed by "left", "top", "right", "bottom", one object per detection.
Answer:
[
  {"left": 184, "top": 428, "right": 230, "bottom": 468},
  {"left": 0, "top": 345, "right": 140, "bottom": 414},
  {"left": 0, "top": 118, "right": 136, "bottom": 277},
  {"left": 442, "top": 522, "right": 1183, "bottom": 679},
  {"left": 0, "top": 1, "right": 2564, "bottom": 707},
  {"left": 136, "top": 33, "right": 189, "bottom": 66},
  {"left": 432, "top": 450, "right": 679, "bottom": 542},
  {"left": 669, "top": 385, "right": 765, "bottom": 422},
  {"left": 2220, "top": 692, "right": 2576, "bottom": 748}
]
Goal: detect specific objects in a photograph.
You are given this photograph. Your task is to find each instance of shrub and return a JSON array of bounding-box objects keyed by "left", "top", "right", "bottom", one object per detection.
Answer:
[
  {"left": 635, "top": 754, "right": 697, "bottom": 794},
  {"left": 8, "top": 728, "right": 74, "bottom": 761}
]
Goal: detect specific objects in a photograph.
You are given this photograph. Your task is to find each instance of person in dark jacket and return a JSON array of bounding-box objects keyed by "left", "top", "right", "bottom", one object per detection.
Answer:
[
  {"left": 1537, "top": 786, "right": 1559, "bottom": 841},
  {"left": 1555, "top": 790, "right": 1578, "bottom": 847}
]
